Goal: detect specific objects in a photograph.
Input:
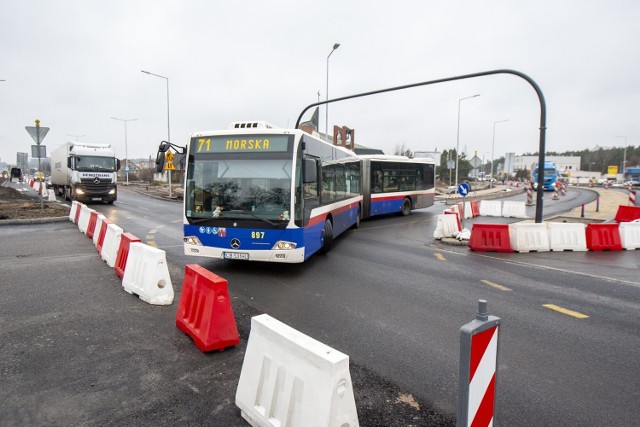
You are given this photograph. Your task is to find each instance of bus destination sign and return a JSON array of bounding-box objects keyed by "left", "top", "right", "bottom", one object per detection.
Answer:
[{"left": 193, "top": 135, "right": 289, "bottom": 153}]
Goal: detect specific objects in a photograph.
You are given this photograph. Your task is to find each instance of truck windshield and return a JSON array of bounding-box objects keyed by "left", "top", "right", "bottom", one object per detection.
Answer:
[
  {"left": 75, "top": 156, "right": 116, "bottom": 172},
  {"left": 185, "top": 157, "right": 292, "bottom": 223}
]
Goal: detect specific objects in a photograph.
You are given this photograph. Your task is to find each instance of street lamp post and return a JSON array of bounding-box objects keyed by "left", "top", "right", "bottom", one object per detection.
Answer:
[
  {"left": 615, "top": 135, "right": 627, "bottom": 180},
  {"left": 325, "top": 43, "right": 340, "bottom": 139},
  {"left": 491, "top": 119, "right": 509, "bottom": 188},
  {"left": 142, "top": 70, "right": 172, "bottom": 196},
  {"left": 455, "top": 94, "right": 480, "bottom": 187},
  {"left": 111, "top": 117, "right": 137, "bottom": 185}
]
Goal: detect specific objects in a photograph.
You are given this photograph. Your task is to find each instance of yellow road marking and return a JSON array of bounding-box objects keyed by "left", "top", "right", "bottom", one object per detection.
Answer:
[
  {"left": 434, "top": 252, "right": 446, "bottom": 261},
  {"left": 481, "top": 279, "right": 512, "bottom": 291},
  {"left": 543, "top": 304, "right": 589, "bottom": 319}
]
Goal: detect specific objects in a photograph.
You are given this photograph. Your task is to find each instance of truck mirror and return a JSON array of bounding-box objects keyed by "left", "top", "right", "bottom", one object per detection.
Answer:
[
  {"left": 155, "top": 151, "right": 166, "bottom": 173},
  {"left": 116, "top": 159, "right": 121, "bottom": 171}
]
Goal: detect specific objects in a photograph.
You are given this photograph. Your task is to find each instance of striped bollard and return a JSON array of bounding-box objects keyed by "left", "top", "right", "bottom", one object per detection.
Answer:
[
  {"left": 526, "top": 183, "right": 534, "bottom": 206},
  {"left": 630, "top": 190, "right": 636, "bottom": 206},
  {"left": 457, "top": 300, "right": 501, "bottom": 427}
]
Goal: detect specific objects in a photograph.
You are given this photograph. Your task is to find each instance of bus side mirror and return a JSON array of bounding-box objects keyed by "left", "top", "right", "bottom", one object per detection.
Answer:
[
  {"left": 155, "top": 151, "right": 166, "bottom": 173},
  {"left": 158, "top": 142, "right": 170, "bottom": 153},
  {"left": 304, "top": 159, "right": 317, "bottom": 183}
]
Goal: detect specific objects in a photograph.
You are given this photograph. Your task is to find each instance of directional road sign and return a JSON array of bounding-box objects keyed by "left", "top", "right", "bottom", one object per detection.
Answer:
[{"left": 458, "top": 182, "right": 470, "bottom": 197}]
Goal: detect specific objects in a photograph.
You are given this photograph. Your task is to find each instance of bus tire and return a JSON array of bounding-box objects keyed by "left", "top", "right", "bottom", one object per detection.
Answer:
[
  {"left": 319, "top": 219, "right": 333, "bottom": 254},
  {"left": 351, "top": 207, "right": 361, "bottom": 229},
  {"left": 401, "top": 197, "right": 412, "bottom": 216}
]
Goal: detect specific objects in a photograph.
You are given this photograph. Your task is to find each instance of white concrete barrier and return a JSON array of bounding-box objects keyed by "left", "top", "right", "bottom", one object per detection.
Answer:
[
  {"left": 501, "top": 201, "right": 528, "bottom": 218},
  {"left": 236, "top": 314, "right": 359, "bottom": 427},
  {"left": 434, "top": 213, "right": 460, "bottom": 239},
  {"left": 101, "top": 223, "right": 123, "bottom": 267},
  {"left": 509, "top": 223, "right": 550, "bottom": 252},
  {"left": 547, "top": 222, "right": 587, "bottom": 251},
  {"left": 122, "top": 242, "right": 174, "bottom": 305},
  {"left": 77, "top": 205, "right": 95, "bottom": 234},
  {"left": 619, "top": 222, "right": 640, "bottom": 250},
  {"left": 479, "top": 200, "right": 502, "bottom": 217},
  {"left": 93, "top": 214, "right": 107, "bottom": 248},
  {"left": 68, "top": 201, "right": 81, "bottom": 222},
  {"left": 47, "top": 189, "right": 57, "bottom": 201}
]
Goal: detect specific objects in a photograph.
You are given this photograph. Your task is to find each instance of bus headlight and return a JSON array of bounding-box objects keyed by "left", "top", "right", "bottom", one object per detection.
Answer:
[
  {"left": 75, "top": 188, "right": 85, "bottom": 195},
  {"left": 273, "top": 241, "right": 297, "bottom": 250},
  {"left": 184, "top": 236, "right": 202, "bottom": 245},
  {"left": 108, "top": 189, "right": 116, "bottom": 195}
]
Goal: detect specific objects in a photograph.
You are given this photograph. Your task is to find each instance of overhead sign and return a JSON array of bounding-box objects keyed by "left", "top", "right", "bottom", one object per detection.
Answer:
[
  {"left": 458, "top": 182, "right": 470, "bottom": 197},
  {"left": 25, "top": 125, "right": 50, "bottom": 144}
]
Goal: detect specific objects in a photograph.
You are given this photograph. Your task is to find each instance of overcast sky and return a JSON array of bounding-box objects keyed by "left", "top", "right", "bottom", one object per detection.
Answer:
[{"left": 1, "top": 0, "right": 639, "bottom": 166}]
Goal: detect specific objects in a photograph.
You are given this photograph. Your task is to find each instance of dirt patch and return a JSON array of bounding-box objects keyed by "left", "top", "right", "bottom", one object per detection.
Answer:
[{"left": 0, "top": 185, "right": 69, "bottom": 220}]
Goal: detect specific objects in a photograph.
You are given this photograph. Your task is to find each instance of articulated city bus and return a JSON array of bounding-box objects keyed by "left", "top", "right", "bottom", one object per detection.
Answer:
[
  {"left": 359, "top": 155, "right": 436, "bottom": 218},
  {"left": 175, "top": 121, "right": 362, "bottom": 263}
]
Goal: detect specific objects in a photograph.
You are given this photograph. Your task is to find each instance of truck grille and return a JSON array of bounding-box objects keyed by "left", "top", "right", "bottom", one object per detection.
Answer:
[{"left": 80, "top": 177, "right": 112, "bottom": 193}]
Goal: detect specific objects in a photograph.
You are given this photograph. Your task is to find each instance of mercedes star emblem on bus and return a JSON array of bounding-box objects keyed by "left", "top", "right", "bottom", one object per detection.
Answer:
[{"left": 230, "top": 238, "right": 241, "bottom": 249}]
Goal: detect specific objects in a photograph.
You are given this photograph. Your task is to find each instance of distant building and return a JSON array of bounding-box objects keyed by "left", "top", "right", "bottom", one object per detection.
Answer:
[{"left": 512, "top": 155, "right": 581, "bottom": 174}]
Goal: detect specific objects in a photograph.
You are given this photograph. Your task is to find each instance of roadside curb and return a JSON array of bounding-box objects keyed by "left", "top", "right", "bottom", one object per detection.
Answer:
[{"left": 0, "top": 216, "right": 69, "bottom": 226}]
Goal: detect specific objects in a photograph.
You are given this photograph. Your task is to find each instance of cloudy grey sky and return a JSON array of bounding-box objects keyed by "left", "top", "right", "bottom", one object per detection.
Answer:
[{"left": 1, "top": 0, "right": 638, "bottom": 166}]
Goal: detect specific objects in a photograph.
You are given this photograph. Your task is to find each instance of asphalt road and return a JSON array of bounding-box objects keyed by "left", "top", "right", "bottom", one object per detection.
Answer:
[{"left": 3, "top": 186, "right": 639, "bottom": 426}]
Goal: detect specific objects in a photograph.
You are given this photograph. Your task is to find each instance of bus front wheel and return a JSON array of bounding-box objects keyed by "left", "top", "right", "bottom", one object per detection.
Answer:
[
  {"left": 319, "top": 219, "right": 333, "bottom": 254},
  {"left": 401, "top": 198, "right": 412, "bottom": 216}
]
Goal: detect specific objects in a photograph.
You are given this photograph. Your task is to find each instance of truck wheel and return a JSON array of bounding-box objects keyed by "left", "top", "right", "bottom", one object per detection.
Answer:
[{"left": 64, "top": 187, "right": 71, "bottom": 201}]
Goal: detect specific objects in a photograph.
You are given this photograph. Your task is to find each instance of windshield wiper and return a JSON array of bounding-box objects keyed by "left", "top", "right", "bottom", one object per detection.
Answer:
[{"left": 190, "top": 217, "right": 216, "bottom": 224}]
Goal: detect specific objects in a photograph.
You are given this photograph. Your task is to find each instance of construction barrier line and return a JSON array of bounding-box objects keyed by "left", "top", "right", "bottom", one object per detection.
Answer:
[
  {"left": 619, "top": 222, "right": 640, "bottom": 250},
  {"left": 92, "top": 214, "right": 106, "bottom": 248},
  {"left": 236, "top": 314, "right": 359, "bottom": 427},
  {"left": 101, "top": 223, "right": 124, "bottom": 267},
  {"left": 114, "top": 232, "right": 142, "bottom": 279},
  {"left": 121, "top": 242, "right": 174, "bottom": 305},
  {"left": 176, "top": 264, "right": 240, "bottom": 352},
  {"left": 548, "top": 223, "right": 588, "bottom": 252},
  {"left": 86, "top": 210, "right": 99, "bottom": 239},
  {"left": 509, "top": 223, "right": 550, "bottom": 253}
]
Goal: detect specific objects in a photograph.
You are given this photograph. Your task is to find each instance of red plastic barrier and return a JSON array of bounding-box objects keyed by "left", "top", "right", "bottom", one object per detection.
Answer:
[
  {"left": 73, "top": 203, "right": 83, "bottom": 224},
  {"left": 96, "top": 218, "right": 112, "bottom": 254},
  {"left": 471, "top": 201, "right": 480, "bottom": 217},
  {"left": 614, "top": 205, "right": 640, "bottom": 223},
  {"left": 86, "top": 211, "right": 98, "bottom": 239},
  {"left": 586, "top": 223, "right": 622, "bottom": 251},
  {"left": 176, "top": 264, "right": 240, "bottom": 352},
  {"left": 469, "top": 224, "right": 514, "bottom": 252},
  {"left": 114, "top": 232, "right": 141, "bottom": 278}
]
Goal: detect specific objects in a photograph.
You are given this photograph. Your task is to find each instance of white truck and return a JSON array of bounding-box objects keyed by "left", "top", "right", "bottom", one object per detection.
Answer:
[{"left": 51, "top": 142, "right": 120, "bottom": 203}]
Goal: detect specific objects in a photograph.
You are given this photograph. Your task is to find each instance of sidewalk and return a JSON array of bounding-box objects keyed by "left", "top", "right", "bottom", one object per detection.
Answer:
[{"left": 556, "top": 186, "right": 632, "bottom": 222}]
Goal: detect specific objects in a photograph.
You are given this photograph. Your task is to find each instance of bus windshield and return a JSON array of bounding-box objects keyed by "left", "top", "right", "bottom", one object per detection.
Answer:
[{"left": 185, "top": 157, "right": 292, "bottom": 223}]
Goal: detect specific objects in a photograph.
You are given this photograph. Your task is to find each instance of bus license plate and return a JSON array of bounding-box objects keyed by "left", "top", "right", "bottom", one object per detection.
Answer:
[{"left": 223, "top": 252, "right": 249, "bottom": 260}]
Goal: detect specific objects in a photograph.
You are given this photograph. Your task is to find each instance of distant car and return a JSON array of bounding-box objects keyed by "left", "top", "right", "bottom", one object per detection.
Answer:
[
  {"left": 447, "top": 185, "right": 457, "bottom": 194},
  {"left": 624, "top": 180, "right": 639, "bottom": 186}
]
